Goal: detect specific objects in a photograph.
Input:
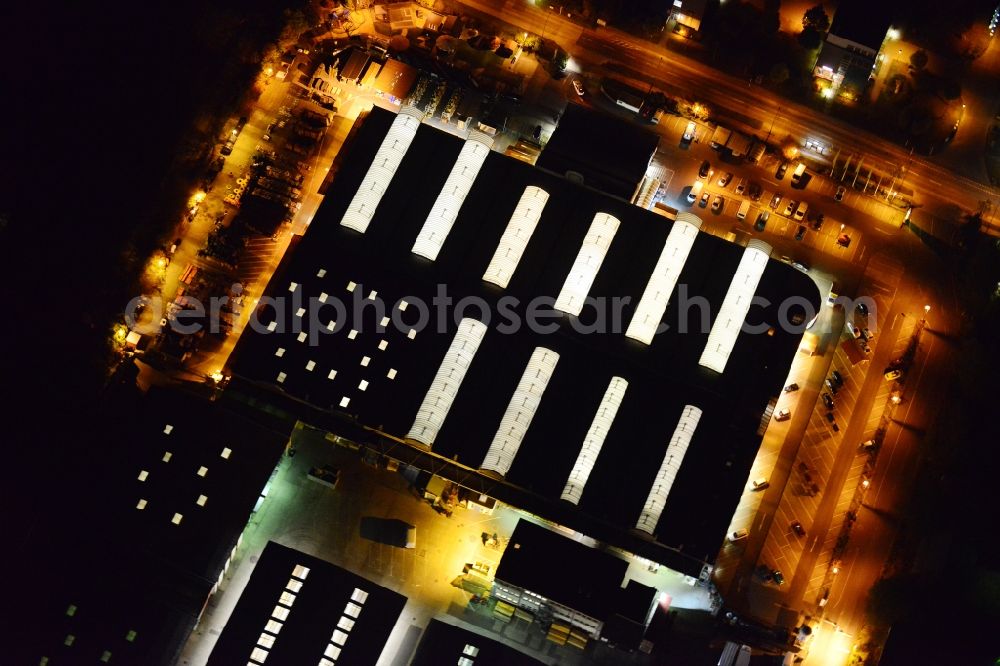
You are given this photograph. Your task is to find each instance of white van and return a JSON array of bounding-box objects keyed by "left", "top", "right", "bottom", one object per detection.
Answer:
[
  {"left": 737, "top": 200, "right": 751, "bottom": 220},
  {"left": 687, "top": 180, "right": 704, "bottom": 204},
  {"left": 791, "top": 162, "right": 807, "bottom": 185}
]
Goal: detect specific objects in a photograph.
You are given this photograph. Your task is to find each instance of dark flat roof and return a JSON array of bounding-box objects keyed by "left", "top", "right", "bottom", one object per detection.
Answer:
[
  {"left": 495, "top": 519, "right": 628, "bottom": 620},
  {"left": 207, "top": 541, "right": 407, "bottom": 665},
  {"left": 112, "top": 387, "right": 288, "bottom": 581},
  {"left": 410, "top": 619, "right": 546, "bottom": 666},
  {"left": 536, "top": 103, "right": 658, "bottom": 200},
  {"left": 18, "top": 386, "right": 290, "bottom": 666},
  {"left": 829, "top": 0, "right": 893, "bottom": 49},
  {"left": 229, "top": 107, "right": 820, "bottom": 565}
]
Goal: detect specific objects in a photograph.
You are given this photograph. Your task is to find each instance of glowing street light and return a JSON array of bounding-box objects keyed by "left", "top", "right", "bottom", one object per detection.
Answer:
[
  {"left": 886, "top": 28, "right": 901, "bottom": 40},
  {"left": 923, "top": 304, "right": 931, "bottom": 314},
  {"left": 862, "top": 479, "right": 870, "bottom": 488}
]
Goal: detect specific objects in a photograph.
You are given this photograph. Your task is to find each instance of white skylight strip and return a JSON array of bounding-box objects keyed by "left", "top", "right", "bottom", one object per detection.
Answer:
[
  {"left": 698, "top": 239, "right": 771, "bottom": 373},
  {"left": 482, "top": 186, "right": 550, "bottom": 288},
  {"left": 625, "top": 214, "right": 702, "bottom": 345},
  {"left": 406, "top": 318, "right": 488, "bottom": 446},
  {"left": 636, "top": 405, "right": 703, "bottom": 534},
  {"left": 553, "top": 212, "right": 621, "bottom": 316},
  {"left": 340, "top": 106, "right": 423, "bottom": 233},
  {"left": 480, "top": 347, "right": 559, "bottom": 477},
  {"left": 561, "top": 377, "right": 628, "bottom": 504},
  {"left": 411, "top": 130, "right": 494, "bottom": 261}
]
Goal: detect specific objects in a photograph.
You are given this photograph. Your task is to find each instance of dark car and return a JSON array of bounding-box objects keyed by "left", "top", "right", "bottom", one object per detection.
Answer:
[
  {"left": 831, "top": 370, "right": 843, "bottom": 385},
  {"left": 795, "top": 225, "right": 806, "bottom": 241},
  {"left": 699, "top": 160, "right": 712, "bottom": 179},
  {"left": 748, "top": 182, "right": 763, "bottom": 201},
  {"left": 857, "top": 302, "right": 869, "bottom": 316},
  {"left": 825, "top": 411, "right": 836, "bottom": 423},
  {"left": 776, "top": 162, "right": 789, "bottom": 179},
  {"left": 791, "top": 521, "right": 806, "bottom": 536},
  {"left": 754, "top": 211, "right": 769, "bottom": 231},
  {"left": 835, "top": 185, "right": 846, "bottom": 201},
  {"left": 699, "top": 191, "right": 710, "bottom": 208},
  {"left": 784, "top": 382, "right": 799, "bottom": 392},
  {"left": 772, "top": 570, "right": 785, "bottom": 585},
  {"left": 822, "top": 393, "right": 835, "bottom": 409},
  {"left": 811, "top": 213, "right": 825, "bottom": 231}
]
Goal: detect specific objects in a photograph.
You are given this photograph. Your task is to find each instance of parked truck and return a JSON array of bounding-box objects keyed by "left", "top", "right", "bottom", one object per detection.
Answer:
[
  {"left": 710, "top": 125, "right": 732, "bottom": 149},
  {"left": 725, "top": 132, "right": 752, "bottom": 158}
]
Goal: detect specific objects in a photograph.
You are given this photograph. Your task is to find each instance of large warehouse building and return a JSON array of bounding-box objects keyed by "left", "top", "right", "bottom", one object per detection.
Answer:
[{"left": 229, "top": 105, "right": 820, "bottom": 575}]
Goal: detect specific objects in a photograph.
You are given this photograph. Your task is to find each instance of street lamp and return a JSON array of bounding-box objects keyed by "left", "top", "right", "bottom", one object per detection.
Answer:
[{"left": 923, "top": 304, "right": 930, "bottom": 314}]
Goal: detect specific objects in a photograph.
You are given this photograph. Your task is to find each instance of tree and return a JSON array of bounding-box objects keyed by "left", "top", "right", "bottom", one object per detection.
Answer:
[
  {"left": 909, "top": 49, "right": 929, "bottom": 70},
  {"left": 802, "top": 4, "right": 830, "bottom": 33},
  {"left": 938, "top": 77, "right": 961, "bottom": 100},
  {"left": 798, "top": 27, "right": 823, "bottom": 50},
  {"left": 768, "top": 62, "right": 790, "bottom": 85}
]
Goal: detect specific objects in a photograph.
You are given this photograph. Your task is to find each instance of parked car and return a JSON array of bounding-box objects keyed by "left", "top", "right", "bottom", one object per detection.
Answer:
[
  {"left": 712, "top": 195, "right": 724, "bottom": 212},
  {"left": 769, "top": 193, "right": 782, "bottom": 209},
  {"left": 783, "top": 200, "right": 797, "bottom": 216},
  {"left": 857, "top": 302, "right": 869, "bottom": 316},
  {"left": 835, "top": 185, "right": 846, "bottom": 201},
  {"left": 791, "top": 521, "right": 806, "bottom": 536},
  {"left": 775, "top": 408, "right": 791, "bottom": 421},
  {"left": 681, "top": 121, "right": 696, "bottom": 146},
  {"left": 784, "top": 382, "right": 799, "bottom": 392},
  {"left": 752, "top": 477, "right": 770, "bottom": 490},
  {"left": 754, "top": 211, "right": 769, "bottom": 231},
  {"left": 861, "top": 439, "right": 878, "bottom": 450},
  {"left": 776, "top": 162, "right": 789, "bottom": 179},
  {"left": 748, "top": 182, "right": 763, "bottom": 201},
  {"left": 718, "top": 172, "right": 734, "bottom": 187},
  {"left": 884, "top": 369, "right": 902, "bottom": 380},
  {"left": 811, "top": 212, "right": 825, "bottom": 231},
  {"left": 791, "top": 261, "right": 809, "bottom": 273},
  {"left": 822, "top": 392, "right": 835, "bottom": 409},
  {"left": 846, "top": 322, "right": 861, "bottom": 338},
  {"left": 699, "top": 160, "right": 712, "bottom": 178},
  {"left": 729, "top": 528, "right": 750, "bottom": 542},
  {"left": 795, "top": 225, "right": 806, "bottom": 240},
  {"left": 772, "top": 570, "right": 785, "bottom": 585},
  {"left": 831, "top": 370, "right": 843, "bottom": 385},
  {"left": 699, "top": 191, "right": 711, "bottom": 208},
  {"left": 735, "top": 179, "right": 746, "bottom": 195},
  {"left": 861, "top": 328, "right": 874, "bottom": 341},
  {"left": 572, "top": 79, "right": 584, "bottom": 96}
]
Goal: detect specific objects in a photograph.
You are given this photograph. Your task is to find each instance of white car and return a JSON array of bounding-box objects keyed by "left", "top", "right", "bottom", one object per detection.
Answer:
[
  {"left": 752, "top": 477, "right": 770, "bottom": 490},
  {"left": 572, "top": 79, "right": 584, "bottom": 96},
  {"left": 846, "top": 322, "right": 861, "bottom": 338},
  {"left": 775, "top": 408, "right": 791, "bottom": 421},
  {"left": 729, "top": 528, "right": 749, "bottom": 542}
]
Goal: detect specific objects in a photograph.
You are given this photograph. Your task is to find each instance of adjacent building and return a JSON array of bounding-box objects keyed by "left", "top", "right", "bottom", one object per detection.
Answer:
[{"left": 814, "top": 1, "right": 895, "bottom": 100}]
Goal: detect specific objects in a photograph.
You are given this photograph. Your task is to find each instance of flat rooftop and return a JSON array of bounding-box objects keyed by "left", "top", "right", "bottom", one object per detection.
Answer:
[
  {"left": 207, "top": 540, "right": 407, "bottom": 665},
  {"left": 229, "top": 106, "right": 820, "bottom": 566},
  {"left": 18, "top": 386, "right": 290, "bottom": 666},
  {"left": 410, "top": 619, "right": 547, "bottom": 666},
  {"left": 496, "top": 519, "right": 629, "bottom": 621},
  {"left": 536, "top": 103, "right": 658, "bottom": 200}
]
